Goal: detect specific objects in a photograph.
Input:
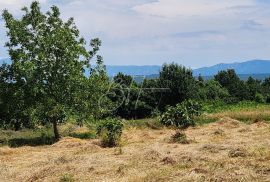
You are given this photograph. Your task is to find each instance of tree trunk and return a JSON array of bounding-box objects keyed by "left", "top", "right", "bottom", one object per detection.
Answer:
[
  {"left": 52, "top": 120, "right": 60, "bottom": 141},
  {"left": 14, "top": 119, "right": 21, "bottom": 131}
]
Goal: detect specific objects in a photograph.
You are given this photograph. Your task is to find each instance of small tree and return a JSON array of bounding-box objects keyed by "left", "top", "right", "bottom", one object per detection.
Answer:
[
  {"left": 246, "top": 77, "right": 263, "bottom": 101},
  {"left": 198, "top": 80, "right": 229, "bottom": 101},
  {"left": 96, "top": 119, "right": 123, "bottom": 147},
  {"left": 214, "top": 69, "right": 248, "bottom": 101},
  {"left": 158, "top": 63, "right": 197, "bottom": 110},
  {"left": 2, "top": 1, "right": 105, "bottom": 140}
]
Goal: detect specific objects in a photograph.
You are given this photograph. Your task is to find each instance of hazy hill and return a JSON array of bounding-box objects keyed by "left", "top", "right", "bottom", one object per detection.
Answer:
[
  {"left": 107, "top": 60, "right": 270, "bottom": 77},
  {"left": 193, "top": 60, "right": 270, "bottom": 76},
  {"left": 106, "top": 65, "right": 160, "bottom": 77},
  {"left": 1, "top": 58, "right": 270, "bottom": 79}
]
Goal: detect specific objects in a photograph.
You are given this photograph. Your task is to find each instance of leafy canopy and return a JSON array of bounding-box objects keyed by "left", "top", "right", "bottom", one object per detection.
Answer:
[
  {"left": 1, "top": 1, "right": 107, "bottom": 138},
  {"left": 158, "top": 63, "right": 197, "bottom": 110}
]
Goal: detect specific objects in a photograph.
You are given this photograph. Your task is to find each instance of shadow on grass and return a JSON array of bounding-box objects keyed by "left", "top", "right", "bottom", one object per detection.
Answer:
[
  {"left": 2, "top": 132, "right": 96, "bottom": 148},
  {"left": 69, "top": 132, "right": 96, "bottom": 139},
  {"left": 8, "top": 135, "right": 56, "bottom": 148}
]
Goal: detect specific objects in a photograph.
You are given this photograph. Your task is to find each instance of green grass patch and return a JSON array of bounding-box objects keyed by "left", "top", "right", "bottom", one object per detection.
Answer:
[
  {"left": 196, "top": 101, "right": 270, "bottom": 125},
  {"left": 195, "top": 117, "right": 217, "bottom": 126},
  {"left": 0, "top": 124, "right": 96, "bottom": 147},
  {"left": 203, "top": 101, "right": 270, "bottom": 113},
  {"left": 0, "top": 128, "right": 55, "bottom": 147},
  {"left": 69, "top": 132, "right": 96, "bottom": 139}
]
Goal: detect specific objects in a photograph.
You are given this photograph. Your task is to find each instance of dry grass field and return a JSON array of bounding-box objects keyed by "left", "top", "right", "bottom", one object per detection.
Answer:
[{"left": 1, "top": 117, "right": 270, "bottom": 182}]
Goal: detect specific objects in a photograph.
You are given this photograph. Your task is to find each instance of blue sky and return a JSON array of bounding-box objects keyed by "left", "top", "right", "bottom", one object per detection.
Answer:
[{"left": 1, "top": 0, "right": 270, "bottom": 68}]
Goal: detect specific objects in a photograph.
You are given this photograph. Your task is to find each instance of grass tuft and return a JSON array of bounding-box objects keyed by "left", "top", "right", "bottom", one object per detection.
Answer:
[{"left": 170, "top": 131, "right": 190, "bottom": 144}]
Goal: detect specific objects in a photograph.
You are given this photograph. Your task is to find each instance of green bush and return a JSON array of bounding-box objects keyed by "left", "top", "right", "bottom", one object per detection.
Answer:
[
  {"left": 96, "top": 119, "right": 123, "bottom": 147},
  {"left": 159, "top": 100, "right": 202, "bottom": 128},
  {"left": 255, "top": 93, "right": 265, "bottom": 103},
  {"left": 266, "top": 95, "right": 270, "bottom": 103}
]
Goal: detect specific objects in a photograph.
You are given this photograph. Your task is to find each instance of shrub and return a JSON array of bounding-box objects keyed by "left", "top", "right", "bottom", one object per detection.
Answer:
[
  {"left": 255, "top": 93, "right": 265, "bottom": 103},
  {"left": 266, "top": 95, "right": 270, "bottom": 103},
  {"left": 159, "top": 100, "right": 202, "bottom": 128},
  {"left": 96, "top": 119, "right": 123, "bottom": 147}
]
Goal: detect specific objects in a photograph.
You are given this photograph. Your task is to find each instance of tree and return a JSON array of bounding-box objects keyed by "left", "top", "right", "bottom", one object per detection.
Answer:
[
  {"left": 109, "top": 73, "right": 153, "bottom": 119},
  {"left": 2, "top": 1, "right": 105, "bottom": 140},
  {"left": 158, "top": 63, "right": 197, "bottom": 110},
  {"left": 214, "top": 69, "right": 248, "bottom": 101},
  {"left": 113, "top": 72, "right": 134, "bottom": 86},
  {"left": 197, "top": 74, "right": 204, "bottom": 83},
  {"left": 198, "top": 80, "right": 229, "bottom": 101},
  {"left": 0, "top": 63, "right": 37, "bottom": 130},
  {"left": 262, "top": 77, "right": 270, "bottom": 94},
  {"left": 245, "top": 76, "right": 263, "bottom": 101}
]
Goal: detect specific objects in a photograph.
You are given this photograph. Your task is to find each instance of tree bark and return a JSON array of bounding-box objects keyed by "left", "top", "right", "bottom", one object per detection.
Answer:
[{"left": 52, "top": 120, "right": 60, "bottom": 141}]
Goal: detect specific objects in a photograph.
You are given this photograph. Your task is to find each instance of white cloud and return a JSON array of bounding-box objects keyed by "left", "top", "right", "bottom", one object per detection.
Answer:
[
  {"left": 0, "top": 0, "right": 47, "bottom": 14},
  {"left": 132, "top": 0, "right": 255, "bottom": 18},
  {"left": 0, "top": 0, "right": 46, "bottom": 7},
  {"left": 1, "top": 0, "right": 270, "bottom": 66}
]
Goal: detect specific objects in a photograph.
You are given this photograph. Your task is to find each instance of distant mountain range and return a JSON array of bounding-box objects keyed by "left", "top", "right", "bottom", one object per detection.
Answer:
[
  {"left": 193, "top": 60, "right": 270, "bottom": 76},
  {"left": 106, "top": 65, "right": 160, "bottom": 77},
  {"left": 1, "top": 58, "right": 270, "bottom": 80},
  {"left": 108, "top": 60, "right": 270, "bottom": 77}
]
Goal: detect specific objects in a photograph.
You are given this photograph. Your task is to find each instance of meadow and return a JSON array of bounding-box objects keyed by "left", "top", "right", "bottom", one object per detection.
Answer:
[
  {"left": 1, "top": 101, "right": 269, "bottom": 147},
  {"left": 1, "top": 2, "right": 270, "bottom": 181},
  {"left": 0, "top": 102, "right": 270, "bottom": 181}
]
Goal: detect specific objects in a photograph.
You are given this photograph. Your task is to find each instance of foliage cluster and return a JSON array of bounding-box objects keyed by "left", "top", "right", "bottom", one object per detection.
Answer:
[
  {"left": 110, "top": 68, "right": 270, "bottom": 120},
  {"left": 96, "top": 119, "right": 123, "bottom": 147},
  {"left": 1, "top": 1, "right": 270, "bottom": 143},
  {"left": 159, "top": 100, "right": 203, "bottom": 128},
  {"left": 0, "top": 2, "right": 110, "bottom": 139}
]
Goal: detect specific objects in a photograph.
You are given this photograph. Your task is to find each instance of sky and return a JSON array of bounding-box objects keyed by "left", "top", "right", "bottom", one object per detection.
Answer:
[{"left": 0, "top": 0, "right": 270, "bottom": 68}]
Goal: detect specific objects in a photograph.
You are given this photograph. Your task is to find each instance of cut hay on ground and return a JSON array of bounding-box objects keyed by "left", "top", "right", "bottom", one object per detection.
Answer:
[{"left": 1, "top": 118, "right": 270, "bottom": 181}]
